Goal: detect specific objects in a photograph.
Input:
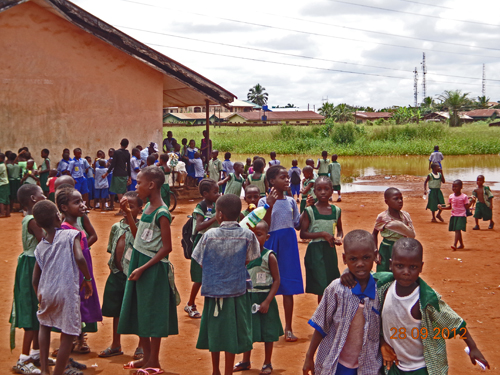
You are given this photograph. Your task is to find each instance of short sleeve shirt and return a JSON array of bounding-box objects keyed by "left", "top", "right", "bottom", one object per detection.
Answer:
[{"left": 449, "top": 193, "right": 468, "bottom": 217}]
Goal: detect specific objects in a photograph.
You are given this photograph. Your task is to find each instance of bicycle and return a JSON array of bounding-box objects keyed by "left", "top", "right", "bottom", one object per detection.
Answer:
[{"left": 168, "top": 190, "right": 177, "bottom": 212}]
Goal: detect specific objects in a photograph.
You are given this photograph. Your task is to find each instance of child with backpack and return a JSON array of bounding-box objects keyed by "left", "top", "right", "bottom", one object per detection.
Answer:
[
  {"left": 184, "top": 179, "right": 220, "bottom": 318},
  {"left": 288, "top": 159, "right": 302, "bottom": 203}
]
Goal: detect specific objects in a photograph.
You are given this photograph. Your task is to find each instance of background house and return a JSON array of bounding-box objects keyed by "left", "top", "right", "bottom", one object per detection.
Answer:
[
  {"left": 354, "top": 112, "right": 392, "bottom": 123},
  {"left": 463, "top": 109, "right": 500, "bottom": 121},
  {"left": 163, "top": 113, "right": 220, "bottom": 125},
  {"left": 423, "top": 112, "right": 473, "bottom": 123},
  {"left": 0, "top": 0, "right": 234, "bottom": 157},
  {"left": 225, "top": 110, "right": 324, "bottom": 124}
]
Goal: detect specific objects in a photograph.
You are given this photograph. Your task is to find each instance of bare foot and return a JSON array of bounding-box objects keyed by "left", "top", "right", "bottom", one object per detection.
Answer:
[
  {"left": 436, "top": 214, "right": 444, "bottom": 222},
  {"left": 456, "top": 245, "right": 464, "bottom": 250},
  {"left": 451, "top": 245, "right": 456, "bottom": 251},
  {"left": 431, "top": 218, "right": 437, "bottom": 223}
]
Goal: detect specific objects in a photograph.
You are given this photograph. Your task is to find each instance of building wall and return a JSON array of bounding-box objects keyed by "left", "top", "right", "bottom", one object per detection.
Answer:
[{"left": 0, "top": 2, "right": 163, "bottom": 164}]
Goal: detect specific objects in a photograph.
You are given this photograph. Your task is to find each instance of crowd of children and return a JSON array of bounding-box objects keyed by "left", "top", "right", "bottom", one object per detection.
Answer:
[{"left": 4, "top": 141, "right": 493, "bottom": 375}]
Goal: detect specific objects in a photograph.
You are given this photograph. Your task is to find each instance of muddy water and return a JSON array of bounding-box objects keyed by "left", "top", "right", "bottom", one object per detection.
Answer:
[{"left": 234, "top": 154, "right": 500, "bottom": 192}]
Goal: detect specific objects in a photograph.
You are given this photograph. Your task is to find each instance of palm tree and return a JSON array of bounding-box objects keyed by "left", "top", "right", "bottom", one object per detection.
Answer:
[
  {"left": 476, "top": 95, "right": 490, "bottom": 109},
  {"left": 332, "top": 103, "right": 354, "bottom": 123},
  {"left": 318, "top": 102, "right": 335, "bottom": 118},
  {"left": 437, "top": 90, "right": 470, "bottom": 127},
  {"left": 247, "top": 84, "right": 268, "bottom": 106}
]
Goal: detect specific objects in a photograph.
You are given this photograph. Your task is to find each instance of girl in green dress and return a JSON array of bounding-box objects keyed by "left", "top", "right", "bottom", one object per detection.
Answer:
[
  {"left": 118, "top": 166, "right": 179, "bottom": 373},
  {"left": 219, "top": 162, "right": 244, "bottom": 197},
  {"left": 300, "top": 177, "right": 343, "bottom": 304},
  {"left": 424, "top": 162, "right": 445, "bottom": 223}
]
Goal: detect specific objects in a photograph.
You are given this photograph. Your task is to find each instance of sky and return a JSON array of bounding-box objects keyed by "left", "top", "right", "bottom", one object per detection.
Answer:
[{"left": 73, "top": 0, "right": 500, "bottom": 110}]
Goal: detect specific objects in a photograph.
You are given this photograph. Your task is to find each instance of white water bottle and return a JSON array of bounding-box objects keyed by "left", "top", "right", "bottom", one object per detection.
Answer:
[
  {"left": 240, "top": 204, "right": 270, "bottom": 229},
  {"left": 204, "top": 208, "right": 212, "bottom": 222}
]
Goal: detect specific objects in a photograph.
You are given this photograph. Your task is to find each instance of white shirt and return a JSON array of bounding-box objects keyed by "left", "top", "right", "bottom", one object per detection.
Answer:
[
  {"left": 130, "top": 156, "right": 142, "bottom": 180},
  {"left": 189, "top": 158, "right": 205, "bottom": 178}
]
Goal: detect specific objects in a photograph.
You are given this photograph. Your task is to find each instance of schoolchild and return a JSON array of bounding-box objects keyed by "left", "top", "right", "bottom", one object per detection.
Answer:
[
  {"left": 219, "top": 161, "right": 244, "bottom": 196},
  {"left": 21, "top": 159, "right": 40, "bottom": 186},
  {"left": 94, "top": 159, "right": 110, "bottom": 211},
  {"left": 300, "top": 177, "right": 343, "bottom": 303},
  {"left": 32, "top": 200, "right": 93, "bottom": 375},
  {"left": 46, "top": 170, "right": 58, "bottom": 203},
  {"left": 328, "top": 154, "right": 341, "bottom": 202},
  {"left": 300, "top": 166, "right": 316, "bottom": 214},
  {"left": 69, "top": 148, "right": 90, "bottom": 203},
  {"left": 192, "top": 194, "right": 260, "bottom": 375},
  {"left": 10, "top": 185, "right": 46, "bottom": 373},
  {"left": 373, "top": 188, "right": 415, "bottom": 272},
  {"left": 39, "top": 149, "right": 50, "bottom": 197},
  {"left": 0, "top": 153, "right": 10, "bottom": 217},
  {"left": 56, "top": 151, "right": 71, "bottom": 176},
  {"left": 315, "top": 151, "right": 330, "bottom": 177},
  {"left": 185, "top": 179, "right": 220, "bottom": 319},
  {"left": 258, "top": 165, "right": 302, "bottom": 342},
  {"left": 233, "top": 221, "right": 283, "bottom": 375},
  {"left": 424, "top": 162, "right": 445, "bottom": 222},
  {"left": 268, "top": 151, "right": 280, "bottom": 167},
  {"left": 158, "top": 153, "right": 172, "bottom": 207},
  {"left": 7, "top": 153, "right": 21, "bottom": 208},
  {"left": 129, "top": 148, "right": 142, "bottom": 192},
  {"left": 472, "top": 174, "right": 494, "bottom": 230},
  {"left": 188, "top": 151, "right": 205, "bottom": 185},
  {"left": 245, "top": 158, "right": 268, "bottom": 198},
  {"left": 118, "top": 166, "right": 179, "bottom": 373},
  {"left": 85, "top": 156, "right": 95, "bottom": 208},
  {"left": 288, "top": 159, "right": 302, "bottom": 202},
  {"left": 303, "top": 230, "right": 381, "bottom": 375},
  {"left": 98, "top": 191, "right": 143, "bottom": 360},
  {"left": 438, "top": 180, "right": 471, "bottom": 250},
  {"left": 208, "top": 150, "right": 224, "bottom": 184},
  {"left": 242, "top": 184, "right": 261, "bottom": 217}
]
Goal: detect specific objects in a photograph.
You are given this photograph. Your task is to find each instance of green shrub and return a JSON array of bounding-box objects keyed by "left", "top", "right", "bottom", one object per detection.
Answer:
[{"left": 332, "top": 122, "right": 365, "bottom": 144}]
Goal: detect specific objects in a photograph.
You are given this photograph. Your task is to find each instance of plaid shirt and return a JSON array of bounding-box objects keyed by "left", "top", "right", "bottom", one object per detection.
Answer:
[
  {"left": 308, "top": 276, "right": 382, "bottom": 375},
  {"left": 375, "top": 273, "right": 467, "bottom": 375}
]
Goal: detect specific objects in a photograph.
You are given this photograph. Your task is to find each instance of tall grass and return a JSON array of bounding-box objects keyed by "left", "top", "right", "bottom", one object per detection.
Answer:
[{"left": 164, "top": 121, "right": 500, "bottom": 156}]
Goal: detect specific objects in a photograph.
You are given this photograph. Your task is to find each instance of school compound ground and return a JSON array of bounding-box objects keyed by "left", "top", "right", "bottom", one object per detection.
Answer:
[{"left": 3, "top": 177, "right": 499, "bottom": 374}]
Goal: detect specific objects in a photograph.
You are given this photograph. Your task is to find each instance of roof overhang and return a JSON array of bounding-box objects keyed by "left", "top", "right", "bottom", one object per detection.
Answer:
[{"left": 0, "top": 0, "right": 236, "bottom": 107}]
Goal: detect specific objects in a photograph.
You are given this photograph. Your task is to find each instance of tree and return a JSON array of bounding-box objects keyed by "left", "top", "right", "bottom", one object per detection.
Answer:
[
  {"left": 318, "top": 102, "right": 335, "bottom": 118},
  {"left": 476, "top": 95, "right": 490, "bottom": 109},
  {"left": 284, "top": 103, "right": 296, "bottom": 108},
  {"left": 332, "top": 103, "right": 354, "bottom": 123},
  {"left": 436, "top": 90, "right": 470, "bottom": 127},
  {"left": 247, "top": 84, "right": 268, "bottom": 106}
]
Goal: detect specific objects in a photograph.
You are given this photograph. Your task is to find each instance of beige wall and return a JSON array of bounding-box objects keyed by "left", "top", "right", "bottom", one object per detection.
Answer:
[{"left": 0, "top": 2, "right": 163, "bottom": 165}]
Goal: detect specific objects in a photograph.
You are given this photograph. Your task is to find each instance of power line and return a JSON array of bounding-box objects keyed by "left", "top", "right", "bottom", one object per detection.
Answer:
[
  {"left": 116, "top": 0, "right": 500, "bottom": 59},
  {"left": 327, "top": 0, "right": 499, "bottom": 28},
  {"left": 145, "top": 42, "right": 500, "bottom": 88},
  {"left": 395, "top": 0, "right": 452, "bottom": 10},
  {"left": 118, "top": 25, "right": 500, "bottom": 83}
]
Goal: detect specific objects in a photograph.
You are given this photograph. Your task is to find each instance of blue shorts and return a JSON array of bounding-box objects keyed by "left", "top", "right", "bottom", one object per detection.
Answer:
[
  {"left": 335, "top": 363, "right": 357, "bottom": 375},
  {"left": 107, "top": 174, "right": 114, "bottom": 195},
  {"left": 128, "top": 179, "right": 137, "bottom": 191},
  {"left": 74, "top": 176, "right": 89, "bottom": 195},
  {"left": 95, "top": 188, "right": 109, "bottom": 199},
  {"left": 291, "top": 183, "right": 300, "bottom": 196},
  {"left": 87, "top": 177, "right": 95, "bottom": 200}
]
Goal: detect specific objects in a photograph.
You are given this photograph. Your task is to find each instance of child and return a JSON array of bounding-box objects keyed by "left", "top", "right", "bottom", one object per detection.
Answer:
[
  {"left": 233, "top": 221, "right": 283, "bottom": 375},
  {"left": 94, "top": 159, "right": 110, "bottom": 211},
  {"left": 300, "top": 177, "right": 343, "bottom": 303},
  {"left": 99, "top": 191, "right": 143, "bottom": 359},
  {"left": 315, "top": 151, "right": 330, "bottom": 176},
  {"left": 300, "top": 165, "right": 316, "bottom": 214},
  {"left": 32, "top": 200, "right": 93, "bottom": 375},
  {"left": 21, "top": 159, "right": 40, "bottom": 185},
  {"left": 10, "top": 184, "right": 46, "bottom": 373},
  {"left": 259, "top": 165, "right": 302, "bottom": 342},
  {"left": 180, "top": 138, "right": 189, "bottom": 164},
  {"left": 85, "top": 156, "right": 95, "bottom": 208},
  {"left": 185, "top": 179, "right": 220, "bottom": 319},
  {"left": 246, "top": 158, "right": 268, "bottom": 198},
  {"left": 438, "top": 180, "right": 471, "bottom": 250},
  {"left": 328, "top": 154, "right": 341, "bottom": 202},
  {"left": 188, "top": 151, "right": 205, "bottom": 185},
  {"left": 39, "top": 149, "right": 50, "bottom": 197},
  {"left": 472, "top": 174, "right": 494, "bottom": 230},
  {"left": 243, "top": 157, "right": 252, "bottom": 179},
  {"left": 268, "top": 151, "right": 280, "bottom": 167},
  {"left": 107, "top": 148, "right": 115, "bottom": 210},
  {"left": 118, "top": 166, "right": 178, "bottom": 372},
  {"left": 56, "top": 151, "right": 71, "bottom": 176},
  {"left": 186, "top": 139, "right": 198, "bottom": 186},
  {"left": 242, "top": 184, "right": 261, "bottom": 217},
  {"left": 46, "top": 170, "right": 57, "bottom": 202},
  {"left": 158, "top": 153, "right": 172, "bottom": 207},
  {"left": 146, "top": 155, "right": 156, "bottom": 167},
  {"left": 424, "top": 162, "right": 445, "bottom": 222},
  {"left": 429, "top": 145, "right": 444, "bottom": 170},
  {"left": 69, "top": 148, "right": 90, "bottom": 204},
  {"left": 306, "top": 158, "right": 318, "bottom": 179},
  {"left": 0, "top": 153, "right": 10, "bottom": 217},
  {"left": 288, "top": 160, "right": 301, "bottom": 202},
  {"left": 303, "top": 229, "right": 381, "bottom": 375},
  {"left": 221, "top": 152, "right": 234, "bottom": 193},
  {"left": 219, "top": 161, "right": 244, "bottom": 196},
  {"left": 373, "top": 187, "right": 415, "bottom": 272},
  {"left": 57, "top": 187, "right": 102, "bottom": 352},
  {"left": 378, "top": 238, "right": 489, "bottom": 374},
  {"left": 7, "top": 152, "right": 21, "bottom": 209},
  {"left": 208, "top": 150, "right": 223, "bottom": 184},
  {"left": 129, "top": 148, "right": 142, "bottom": 192},
  {"left": 192, "top": 194, "right": 260, "bottom": 375}
]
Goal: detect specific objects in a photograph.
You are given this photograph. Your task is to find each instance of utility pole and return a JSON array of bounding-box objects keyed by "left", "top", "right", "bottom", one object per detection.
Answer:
[
  {"left": 421, "top": 53, "right": 427, "bottom": 99},
  {"left": 482, "top": 63, "right": 486, "bottom": 97},
  {"left": 413, "top": 67, "right": 418, "bottom": 107}
]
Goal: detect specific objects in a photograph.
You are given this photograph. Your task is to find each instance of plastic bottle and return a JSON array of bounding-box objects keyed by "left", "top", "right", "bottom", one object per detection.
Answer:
[
  {"left": 204, "top": 208, "right": 212, "bottom": 222},
  {"left": 240, "top": 203, "right": 270, "bottom": 229}
]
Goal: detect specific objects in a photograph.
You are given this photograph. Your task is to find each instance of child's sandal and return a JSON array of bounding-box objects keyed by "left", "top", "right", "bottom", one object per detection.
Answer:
[
  {"left": 233, "top": 361, "right": 251, "bottom": 371},
  {"left": 260, "top": 363, "right": 273, "bottom": 375}
]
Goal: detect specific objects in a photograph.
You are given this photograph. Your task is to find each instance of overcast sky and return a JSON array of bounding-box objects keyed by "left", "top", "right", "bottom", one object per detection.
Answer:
[{"left": 74, "top": 0, "right": 500, "bottom": 110}]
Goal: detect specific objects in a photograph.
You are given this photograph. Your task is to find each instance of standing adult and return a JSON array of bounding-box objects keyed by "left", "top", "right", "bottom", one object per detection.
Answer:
[
  {"left": 200, "top": 130, "right": 212, "bottom": 165},
  {"left": 103, "top": 138, "right": 131, "bottom": 213},
  {"left": 163, "top": 131, "right": 177, "bottom": 153},
  {"left": 429, "top": 145, "right": 444, "bottom": 170}
]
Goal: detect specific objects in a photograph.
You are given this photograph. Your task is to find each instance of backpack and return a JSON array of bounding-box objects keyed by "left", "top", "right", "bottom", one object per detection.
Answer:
[
  {"left": 181, "top": 201, "right": 208, "bottom": 259},
  {"left": 290, "top": 168, "right": 301, "bottom": 185}
]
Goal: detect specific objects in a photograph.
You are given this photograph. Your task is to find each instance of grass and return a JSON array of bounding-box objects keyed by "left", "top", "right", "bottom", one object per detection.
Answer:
[{"left": 164, "top": 120, "right": 500, "bottom": 156}]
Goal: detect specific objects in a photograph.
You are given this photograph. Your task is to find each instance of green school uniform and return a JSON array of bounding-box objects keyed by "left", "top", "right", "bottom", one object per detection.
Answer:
[
  {"left": 300, "top": 178, "right": 316, "bottom": 213},
  {"left": 0, "top": 162, "right": 9, "bottom": 204},
  {"left": 472, "top": 186, "right": 494, "bottom": 221},
  {"left": 7, "top": 163, "right": 21, "bottom": 202},
  {"left": 224, "top": 173, "right": 244, "bottom": 196},
  {"left": 247, "top": 173, "right": 266, "bottom": 197},
  {"left": 328, "top": 161, "right": 341, "bottom": 190},
  {"left": 160, "top": 166, "right": 171, "bottom": 208},
  {"left": 304, "top": 205, "right": 341, "bottom": 295},
  {"left": 118, "top": 204, "right": 179, "bottom": 337},
  {"left": 426, "top": 172, "right": 445, "bottom": 212},
  {"left": 40, "top": 158, "right": 50, "bottom": 192},
  {"left": 318, "top": 158, "right": 330, "bottom": 176},
  {"left": 247, "top": 249, "right": 284, "bottom": 342},
  {"left": 208, "top": 158, "right": 223, "bottom": 182}
]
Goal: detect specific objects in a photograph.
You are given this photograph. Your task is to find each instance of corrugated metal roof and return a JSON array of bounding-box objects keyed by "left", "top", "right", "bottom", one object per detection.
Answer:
[
  {"left": 354, "top": 112, "right": 392, "bottom": 119},
  {"left": 0, "top": 0, "right": 236, "bottom": 107},
  {"left": 231, "top": 111, "right": 324, "bottom": 121},
  {"left": 464, "top": 109, "right": 500, "bottom": 117}
]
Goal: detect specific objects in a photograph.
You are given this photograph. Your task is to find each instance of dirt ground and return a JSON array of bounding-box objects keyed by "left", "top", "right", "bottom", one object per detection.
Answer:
[{"left": 2, "top": 176, "right": 499, "bottom": 374}]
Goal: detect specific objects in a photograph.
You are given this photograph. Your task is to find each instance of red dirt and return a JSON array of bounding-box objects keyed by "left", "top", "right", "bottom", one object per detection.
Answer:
[{"left": 2, "top": 178, "right": 499, "bottom": 374}]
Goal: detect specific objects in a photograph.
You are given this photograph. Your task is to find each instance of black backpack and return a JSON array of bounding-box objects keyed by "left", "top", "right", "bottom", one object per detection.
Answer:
[
  {"left": 181, "top": 201, "right": 208, "bottom": 259},
  {"left": 290, "top": 168, "right": 301, "bottom": 185}
]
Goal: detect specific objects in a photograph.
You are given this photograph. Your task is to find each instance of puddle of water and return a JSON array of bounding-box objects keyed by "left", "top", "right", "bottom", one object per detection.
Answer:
[{"left": 233, "top": 154, "right": 500, "bottom": 192}]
